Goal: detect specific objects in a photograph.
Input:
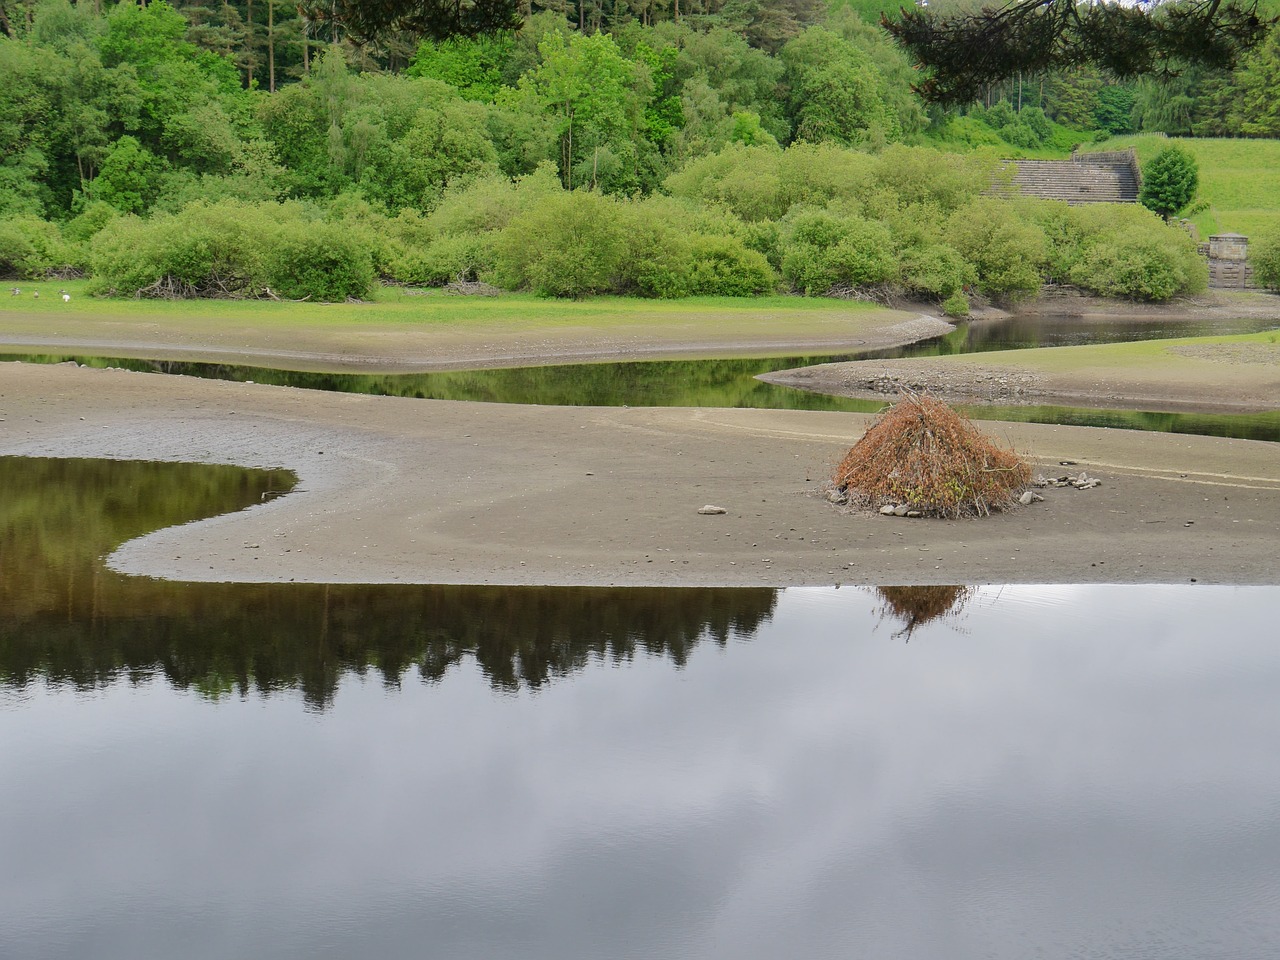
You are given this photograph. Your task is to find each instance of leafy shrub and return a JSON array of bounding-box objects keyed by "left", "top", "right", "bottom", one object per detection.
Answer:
[
  {"left": 1015, "top": 200, "right": 1207, "bottom": 300},
  {"left": 1251, "top": 229, "right": 1280, "bottom": 290},
  {"left": 779, "top": 209, "right": 895, "bottom": 295},
  {"left": 415, "top": 234, "right": 495, "bottom": 285},
  {"left": 944, "top": 197, "right": 1046, "bottom": 299},
  {"left": 0, "top": 217, "right": 80, "bottom": 278},
  {"left": 616, "top": 202, "right": 695, "bottom": 298},
  {"left": 267, "top": 222, "right": 373, "bottom": 301},
  {"left": 89, "top": 200, "right": 374, "bottom": 300},
  {"left": 1069, "top": 227, "right": 1206, "bottom": 300},
  {"left": 663, "top": 143, "right": 785, "bottom": 222},
  {"left": 899, "top": 244, "right": 974, "bottom": 299},
  {"left": 492, "top": 191, "right": 628, "bottom": 297},
  {"left": 63, "top": 202, "right": 120, "bottom": 244},
  {"left": 942, "top": 292, "right": 970, "bottom": 317},
  {"left": 0, "top": 221, "right": 37, "bottom": 278},
  {"left": 869, "top": 146, "right": 1001, "bottom": 216},
  {"left": 687, "top": 235, "right": 776, "bottom": 296}
]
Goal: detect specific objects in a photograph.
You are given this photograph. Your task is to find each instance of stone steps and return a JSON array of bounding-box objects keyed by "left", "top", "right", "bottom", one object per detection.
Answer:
[{"left": 1000, "top": 158, "right": 1141, "bottom": 205}]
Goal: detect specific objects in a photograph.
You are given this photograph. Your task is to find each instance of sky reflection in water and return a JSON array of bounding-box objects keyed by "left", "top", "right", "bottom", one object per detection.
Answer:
[{"left": 3, "top": 583, "right": 1279, "bottom": 960}]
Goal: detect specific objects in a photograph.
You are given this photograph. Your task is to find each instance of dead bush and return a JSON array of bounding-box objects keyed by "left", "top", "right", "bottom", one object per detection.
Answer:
[{"left": 833, "top": 391, "right": 1029, "bottom": 518}]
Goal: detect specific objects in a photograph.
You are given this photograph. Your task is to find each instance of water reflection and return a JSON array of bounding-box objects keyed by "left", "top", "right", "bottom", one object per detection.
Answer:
[
  {"left": 0, "top": 457, "right": 777, "bottom": 708},
  {"left": 875, "top": 585, "right": 974, "bottom": 641},
  {"left": 4, "top": 585, "right": 1279, "bottom": 960},
  {"left": 8, "top": 319, "right": 1280, "bottom": 441}
]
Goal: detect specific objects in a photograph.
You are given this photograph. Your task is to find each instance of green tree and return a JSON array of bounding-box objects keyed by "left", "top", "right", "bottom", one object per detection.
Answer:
[
  {"left": 1093, "top": 84, "right": 1136, "bottom": 135},
  {"left": 512, "top": 31, "right": 650, "bottom": 192},
  {"left": 1139, "top": 145, "right": 1198, "bottom": 220},
  {"left": 883, "top": 0, "right": 1273, "bottom": 104},
  {"left": 90, "top": 134, "right": 164, "bottom": 213},
  {"left": 780, "top": 27, "right": 900, "bottom": 146},
  {"left": 1230, "top": 28, "right": 1280, "bottom": 135},
  {"left": 407, "top": 32, "right": 514, "bottom": 101}
]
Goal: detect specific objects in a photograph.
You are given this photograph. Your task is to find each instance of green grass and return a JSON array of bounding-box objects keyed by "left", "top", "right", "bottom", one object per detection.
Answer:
[
  {"left": 946, "top": 330, "right": 1280, "bottom": 374},
  {"left": 0, "top": 278, "right": 897, "bottom": 371},
  {"left": 0, "top": 279, "right": 878, "bottom": 329},
  {"left": 1087, "top": 135, "right": 1280, "bottom": 239}
]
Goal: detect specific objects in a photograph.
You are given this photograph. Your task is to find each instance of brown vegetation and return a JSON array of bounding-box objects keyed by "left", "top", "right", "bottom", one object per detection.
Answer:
[
  {"left": 876, "top": 585, "right": 974, "bottom": 640},
  {"left": 833, "top": 391, "right": 1030, "bottom": 518}
]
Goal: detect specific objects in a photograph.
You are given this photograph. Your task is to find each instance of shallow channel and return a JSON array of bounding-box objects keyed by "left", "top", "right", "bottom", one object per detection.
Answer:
[
  {"left": 3, "top": 456, "right": 1279, "bottom": 959},
  {"left": 5, "top": 312, "right": 1280, "bottom": 441}
]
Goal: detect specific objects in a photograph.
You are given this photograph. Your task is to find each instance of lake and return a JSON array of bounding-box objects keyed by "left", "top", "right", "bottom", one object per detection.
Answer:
[{"left": 2, "top": 457, "right": 1278, "bottom": 959}]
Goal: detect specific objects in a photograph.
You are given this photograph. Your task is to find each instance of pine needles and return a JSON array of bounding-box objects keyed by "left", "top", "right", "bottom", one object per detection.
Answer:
[{"left": 833, "top": 391, "right": 1030, "bottom": 519}]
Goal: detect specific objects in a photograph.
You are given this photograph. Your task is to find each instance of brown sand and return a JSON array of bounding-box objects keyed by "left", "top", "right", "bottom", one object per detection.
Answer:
[{"left": 3, "top": 361, "right": 1277, "bottom": 586}]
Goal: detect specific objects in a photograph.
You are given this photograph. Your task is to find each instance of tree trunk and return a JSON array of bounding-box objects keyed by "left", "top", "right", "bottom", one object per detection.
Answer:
[
  {"left": 246, "top": 0, "right": 254, "bottom": 87},
  {"left": 268, "top": 0, "right": 275, "bottom": 93}
]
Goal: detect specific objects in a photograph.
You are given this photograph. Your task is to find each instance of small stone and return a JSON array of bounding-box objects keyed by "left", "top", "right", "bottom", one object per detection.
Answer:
[
  {"left": 892, "top": 504, "right": 910, "bottom": 517},
  {"left": 879, "top": 505, "right": 896, "bottom": 516},
  {"left": 697, "top": 504, "right": 727, "bottom": 515},
  {"left": 906, "top": 510, "right": 922, "bottom": 518},
  {"left": 1018, "top": 490, "right": 1035, "bottom": 506}
]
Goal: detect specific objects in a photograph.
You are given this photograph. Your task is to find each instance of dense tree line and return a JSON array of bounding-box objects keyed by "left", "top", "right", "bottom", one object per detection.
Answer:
[{"left": 0, "top": 0, "right": 1234, "bottom": 304}]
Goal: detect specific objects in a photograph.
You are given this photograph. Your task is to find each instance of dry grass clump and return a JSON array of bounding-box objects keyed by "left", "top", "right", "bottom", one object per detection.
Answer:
[{"left": 833, "top": 391, "right": 1030, "bottom": 518}]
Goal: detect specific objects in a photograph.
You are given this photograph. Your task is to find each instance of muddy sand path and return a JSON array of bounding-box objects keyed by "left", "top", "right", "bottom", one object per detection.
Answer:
[{"left": 3, "top": 362, "right": 1277, "bottom": 586}]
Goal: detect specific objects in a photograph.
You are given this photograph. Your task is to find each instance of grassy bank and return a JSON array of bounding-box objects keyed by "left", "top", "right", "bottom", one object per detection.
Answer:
[
  {"left": 0, "top": 280, "right": 880, "bottom": 329},
  {"left": 1088, "top": 136, "right": 1280, "bottom": 239},
  {"left": 0, "top": 279, "right": 899, "bottom": 372}
]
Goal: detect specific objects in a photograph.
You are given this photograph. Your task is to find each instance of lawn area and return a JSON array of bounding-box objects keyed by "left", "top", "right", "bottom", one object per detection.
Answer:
[
  {"left": 1089, "top": 136, "right": 1280, "bottom": 239},
  {"left": 0, "top": 279, "right": 878, "bottom": 330}
]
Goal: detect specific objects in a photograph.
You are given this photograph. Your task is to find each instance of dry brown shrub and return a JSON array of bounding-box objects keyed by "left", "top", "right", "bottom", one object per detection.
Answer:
[{"left": 833, "top": 391, "right": 1030, "bottom": 518}]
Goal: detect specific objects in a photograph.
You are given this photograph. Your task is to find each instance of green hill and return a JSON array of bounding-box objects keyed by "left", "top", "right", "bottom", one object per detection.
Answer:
[{"left": 1087, "top": 135, "right": 1280, "bottom": 240}]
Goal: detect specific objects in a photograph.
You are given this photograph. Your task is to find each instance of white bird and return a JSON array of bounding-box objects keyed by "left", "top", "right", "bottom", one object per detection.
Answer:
[
  {"left": 62, "top": 293, "right": 70, "bottom": 302},
  {"left": 32, "top": 291, "right": 38, "bottom": 299}
]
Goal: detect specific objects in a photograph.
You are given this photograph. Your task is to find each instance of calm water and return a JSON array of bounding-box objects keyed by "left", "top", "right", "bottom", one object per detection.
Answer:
[
  {"left": 5, "top": 586, "right": 1280, "bottom": 960},
  {"left": 6, "top": 312, "right": 1280, "bottom": 441},
  {"left": 3, "top": 459, "right": 1280, "bottom": 958}
]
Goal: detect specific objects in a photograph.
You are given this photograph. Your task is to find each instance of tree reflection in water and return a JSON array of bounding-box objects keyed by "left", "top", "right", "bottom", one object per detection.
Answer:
[{"left": 0, "top": 457, "right": 777, "bottom": 709}]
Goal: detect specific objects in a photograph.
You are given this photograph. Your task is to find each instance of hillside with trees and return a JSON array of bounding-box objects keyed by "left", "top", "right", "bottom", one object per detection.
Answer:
[{"left": 2, "top": 0, "right": 1276, "bottom": 303}]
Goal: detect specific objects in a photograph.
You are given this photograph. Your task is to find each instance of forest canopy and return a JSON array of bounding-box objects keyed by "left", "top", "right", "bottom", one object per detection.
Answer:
[{"left": 0, "top": 0, "right": 1256, "bottom": 304}]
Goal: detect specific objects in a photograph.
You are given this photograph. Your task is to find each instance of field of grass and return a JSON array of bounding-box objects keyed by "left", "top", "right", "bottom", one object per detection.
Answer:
[
  {"left": 0, "top": 279, "right": 879, "bottom": 329},
  {"left": 1088, "top": 135, "right": 1280, "bottom": 240},
  {"left": 0, "top": 279, "right": 895, "bottom": 371}
]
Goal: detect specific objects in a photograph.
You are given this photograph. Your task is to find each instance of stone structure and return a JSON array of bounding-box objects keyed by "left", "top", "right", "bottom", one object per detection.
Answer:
[
  {"left": 999, "top": 148, "right": 1142, "bottom": 204},
  {"left": 1199, "top": 233, "right": 1255, "bottom": 289}
]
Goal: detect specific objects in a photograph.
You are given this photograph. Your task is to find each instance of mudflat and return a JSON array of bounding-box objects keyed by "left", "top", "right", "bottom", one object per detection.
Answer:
[
  {"left": 762, "top": 292, "right": 1280, "bottom": 413},
  {"left": 3, "top": 361, "right": 1277, "bottom": 586}
]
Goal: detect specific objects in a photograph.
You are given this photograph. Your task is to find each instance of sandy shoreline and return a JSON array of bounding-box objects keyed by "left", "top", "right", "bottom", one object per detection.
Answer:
[{"left": 3, "top": 361, "right": 1278, "bottom": 586}]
